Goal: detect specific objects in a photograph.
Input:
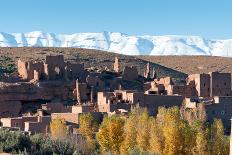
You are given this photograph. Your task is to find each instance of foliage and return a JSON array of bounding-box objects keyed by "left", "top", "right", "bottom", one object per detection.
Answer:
[
  {"left": 0, "top": 56, "right": 16, "bottom": 73},
  {"left": 210, "top": 119, "right": 230, "bottom": 155},
  {"left": 79, "top": 113, "right": 98, "bottom": 152},
  {"left": 0, "top": 106, "right": 230, "bottom": 155},
  {"left": 0, "top": 129, "right": 31, "bottom": 153},
  {"left": 50, "top": 118, "right": 68, "bottom": 139},
  {"left": 0, "top": 129, "right": 91, "bottom": 155},
  {"left": 120, "top": 111, "right": 138, "bottom": 153},
  {"left": 30, "top": 134, "right": 53, "bottom": 155},
  {"left": 96, "top": 115, "right": 125, "bottom": 154},
  {"left": 136, "top": 109, "right": 151, "bottom": 152}
]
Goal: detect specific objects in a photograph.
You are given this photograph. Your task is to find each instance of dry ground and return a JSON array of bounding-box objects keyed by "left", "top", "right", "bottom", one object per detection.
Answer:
[
  {"left": 2, "top": 47, "right": 232, "bottom": 82},
  {"left": 0, "top": 47, "right": 186, "bottom": 83},
  {"left": 139, "top": 55, "right": 232, "bottom": 74}
]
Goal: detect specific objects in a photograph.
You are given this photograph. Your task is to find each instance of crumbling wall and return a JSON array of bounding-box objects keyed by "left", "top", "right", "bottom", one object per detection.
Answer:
[{"left": 18, "top": 60, "right": 44, "bottom": 80}]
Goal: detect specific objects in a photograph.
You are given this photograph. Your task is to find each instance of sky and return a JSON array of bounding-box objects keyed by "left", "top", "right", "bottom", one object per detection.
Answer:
[{"left": 0, "top": 0, "right": 232, "bottom": 39}]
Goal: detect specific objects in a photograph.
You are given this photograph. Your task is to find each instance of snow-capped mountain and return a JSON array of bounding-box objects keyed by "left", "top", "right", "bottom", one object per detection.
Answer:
[{"left": 0, "top": 31, "right": 232, "bottom": 56}]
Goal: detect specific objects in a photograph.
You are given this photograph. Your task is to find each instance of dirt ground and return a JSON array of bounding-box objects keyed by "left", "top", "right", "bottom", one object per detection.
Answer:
[
  {"left": 0, "top": 47, "right": 186, "bottom": 82},
  {"left": 139, "top": 55, "right": 232, "bottom": 74}
]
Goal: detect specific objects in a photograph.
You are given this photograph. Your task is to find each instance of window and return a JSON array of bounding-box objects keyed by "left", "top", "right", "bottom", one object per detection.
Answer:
[
  {"left": 203, "top": 83, "right": 206, "bottom": 87},
  {"left": 55, "top": 67, "right": 60, "bottom": 75},
  {"left": 118, "top": 94, "right": 122, "bottom": 100},
  {"left": 15, "top": 122, "right": 19, "bottom": 127},
  {"left": 221, "top": 111, "right": 225, "bottom": 115},
  {"left": 212, "top": 110, "right": 215, "bottom": 115},
  {"left": 224, "top": 82, "right": 227, "bottom": 86}
]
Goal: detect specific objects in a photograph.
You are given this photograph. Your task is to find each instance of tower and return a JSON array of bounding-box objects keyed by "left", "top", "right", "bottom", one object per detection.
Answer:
[
  {"left": 113, "top": 57, "right": 120, "bottom": 73},
  {"left": 76, "top": 79, "right": 81, "bottom": 104},
  {"left": 152, "top": 67, "right": 157, "bottom": 79},
  {"left": 144, "top": 62, "right": 151, "bottom": 79}
]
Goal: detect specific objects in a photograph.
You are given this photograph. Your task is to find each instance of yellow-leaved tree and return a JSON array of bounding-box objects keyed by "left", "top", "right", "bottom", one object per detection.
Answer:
[
  {"left": 50, "top": 118, "right": 67, "bottom": 139},
  {"left": 79, "top": 113, "right": 97, "bottom": 151},
  {"left": 149, "top": 117, "right": 164, "bottom": 154},
  {"left": 210, "top": 119, "right": 229, "bottom": 155},
  {"left": 136, "top": 108, "right": 150, "bottom": 152},
  {"left": 193, "top": 128, "right": 209, "bottom": 155},
  {"left": 163, "top": 106, "right": 183, "bottom": 155},
  {"left": 96, "top": 116, "right": 125, "bottom": 154},
  {"left": 120, "top": 111, "right": 138, "bottom": 153}
]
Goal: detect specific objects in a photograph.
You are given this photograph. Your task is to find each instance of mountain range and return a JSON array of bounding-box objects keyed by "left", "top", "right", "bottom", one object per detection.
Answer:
[{"left": 0, "top": 31, "right": 232, "bottom": 56}]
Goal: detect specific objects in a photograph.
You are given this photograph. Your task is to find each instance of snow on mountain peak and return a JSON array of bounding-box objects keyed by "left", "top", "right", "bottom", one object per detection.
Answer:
[{"left": 0, "top": 31, "right": 232, "bottom": 57}]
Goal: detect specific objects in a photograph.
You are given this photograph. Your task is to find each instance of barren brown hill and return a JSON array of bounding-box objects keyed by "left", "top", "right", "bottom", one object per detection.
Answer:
[
  {"left": 139, "top": 55, "right": 232, "bottom": 74},
  {"left": 0, "top": 47, "right": 186, "bottom": 83}
]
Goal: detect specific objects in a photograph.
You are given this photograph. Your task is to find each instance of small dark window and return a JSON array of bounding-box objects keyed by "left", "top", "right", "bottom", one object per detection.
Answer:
[
  {"left": 224, "top": 82, "right": 226, "bottom": 86},
  {"left": 212, "top": 111, "right": 215, "bottom": 115},
  {"left": 221, "top": 111, "right": 225, "bottom": 115},
  {"left": 203, "top": 83, "right": 206, "bottom": 87}
]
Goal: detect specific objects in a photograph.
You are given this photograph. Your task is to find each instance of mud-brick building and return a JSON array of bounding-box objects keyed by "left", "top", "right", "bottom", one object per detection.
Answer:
[
  {"left": 187, "top": 72, "right": 231, "bottom": 97},
  {"left": 18, "top": 55, "right": 85, "bottom": 81},
  {"left": 97, "top": 90, "right": 183, "bottom": 115}
]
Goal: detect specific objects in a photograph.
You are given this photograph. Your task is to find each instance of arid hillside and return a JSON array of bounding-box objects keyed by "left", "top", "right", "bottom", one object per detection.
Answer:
[
  {"left": 0, "top": 47, "right": 186, "bottom": 83},
  {"left": 139, "top": 55, "right": 232, "bottom": 74},
  {"left": 1, "top": 48, "right": 232, "bottom": 79}
]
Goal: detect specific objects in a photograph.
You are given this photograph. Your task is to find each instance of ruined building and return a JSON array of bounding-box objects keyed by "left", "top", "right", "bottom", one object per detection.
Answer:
[
  {"left": 144, "top": 63, "right": 151, "bottom": 79},
  {"left": 18, "top": 55, "right": 85, "bottom": 81},
  {"left": 187, "top": 72, "right": 231, "bottom": 97},
  {"left": 113, "top": 57, "right": 120, "bottom": 73}
]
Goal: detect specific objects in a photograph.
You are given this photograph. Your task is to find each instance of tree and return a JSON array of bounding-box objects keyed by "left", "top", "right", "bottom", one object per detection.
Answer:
[
  {"left": 196, "top": 103, "right": 207, "bottom": 123},
  {"left": 136, "top": 109, "right": 150, "bottom": 152},
  {"left": 79, "top": 113, "right": 97, "bottom": 151},
  {"left": 149, "top": 118, "right": 164, "bottom": 154},
  {"left": 120, "top": 112, "right": 138, "bottom": 153},
  {"left": 96, "top": 116, "right": 125, "bottom": 154},
  {"left": 163, "top": 107, "right": 183, "bottom": 155},
  {"left": 210, "top": 119, "right": 229, "bottom": 155},
  {"left": 50, "top": 118, "right": 67, "bottom": 139},
  {"left": 193, "top": 128, "right": 209, "bottom": 155}
]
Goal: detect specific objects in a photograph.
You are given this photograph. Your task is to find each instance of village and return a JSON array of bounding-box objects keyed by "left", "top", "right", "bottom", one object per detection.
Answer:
[{"left": 0, "top": 54, "right": 232, "bottom": 136}]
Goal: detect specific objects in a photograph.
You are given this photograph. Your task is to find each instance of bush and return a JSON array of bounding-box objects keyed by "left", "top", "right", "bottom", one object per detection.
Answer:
[
  {"left": 0, "top": 129, "right": 31, "bottom": 153},
  {"left": 30, "top": 134, "right": 53, "bottom": 155}
]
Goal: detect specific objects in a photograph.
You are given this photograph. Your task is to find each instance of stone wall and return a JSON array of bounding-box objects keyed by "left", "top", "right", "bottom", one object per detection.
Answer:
[{"left": 144, "top": 94, "right": 183, "bottom": 115}]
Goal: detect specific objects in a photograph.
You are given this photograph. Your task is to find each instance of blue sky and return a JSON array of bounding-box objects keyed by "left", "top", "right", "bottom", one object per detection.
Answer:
[{"left": 0, "top": 0, "right": 231, "bottom": 39}]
